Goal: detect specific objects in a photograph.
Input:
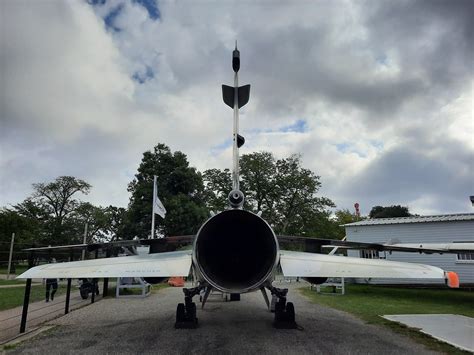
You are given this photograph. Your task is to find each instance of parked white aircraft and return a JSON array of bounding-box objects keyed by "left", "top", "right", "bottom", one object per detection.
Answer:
[{"left": 18, "top": 45, "right": 459, "bottom": 328}]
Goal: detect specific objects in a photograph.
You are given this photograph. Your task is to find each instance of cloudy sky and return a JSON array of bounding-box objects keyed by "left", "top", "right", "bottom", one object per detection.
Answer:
[{"left": 1, "top": 0, "right": 473, "bottom": 216}]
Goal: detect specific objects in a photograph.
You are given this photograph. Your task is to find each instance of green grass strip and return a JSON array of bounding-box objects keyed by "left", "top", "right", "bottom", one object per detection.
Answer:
[{"left": 300, "top": 285, "right": 473, "bottom": 354}]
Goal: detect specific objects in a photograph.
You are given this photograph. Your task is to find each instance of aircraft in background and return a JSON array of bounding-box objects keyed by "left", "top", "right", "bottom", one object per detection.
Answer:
[{"left": 18, "top": 45, "right": 461, "bottom": 329}]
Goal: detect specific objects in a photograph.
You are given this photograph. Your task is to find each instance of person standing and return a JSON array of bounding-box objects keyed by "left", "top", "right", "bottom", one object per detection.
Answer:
[
  {"left": 45, "top": 278, "right": 58, "bottom": 302},
  {"left": 45, "top": 258, "right": 58, "bottom": 302}
]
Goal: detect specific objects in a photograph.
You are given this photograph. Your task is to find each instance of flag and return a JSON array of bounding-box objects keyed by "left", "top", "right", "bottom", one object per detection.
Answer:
[{"left": 153, "top": 177, "right": 166, "bottom": 218}]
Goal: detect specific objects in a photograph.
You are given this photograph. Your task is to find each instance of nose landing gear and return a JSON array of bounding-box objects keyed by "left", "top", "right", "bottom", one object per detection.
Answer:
[
  {"left": 267, "top": 286, "right": 297, "bottom": 329},
  {"left": 175, "top": 286, "right": 203, "bottom": 329}
]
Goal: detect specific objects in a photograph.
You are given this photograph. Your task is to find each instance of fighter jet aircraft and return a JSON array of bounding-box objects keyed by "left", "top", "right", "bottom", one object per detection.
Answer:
[{"left": 18, "top": 45, "right": 460, "bottom": 329}]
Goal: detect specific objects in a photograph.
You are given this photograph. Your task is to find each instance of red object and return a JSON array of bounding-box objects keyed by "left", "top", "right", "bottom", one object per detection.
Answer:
[
  {"left": 446, "top": 271, "right": 459, "bottom": 288},
  {"left": 168, "top": 277, "right": 185, "bottom": 287}
]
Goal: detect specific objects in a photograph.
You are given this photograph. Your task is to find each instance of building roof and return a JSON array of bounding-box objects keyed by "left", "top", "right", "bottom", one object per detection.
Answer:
[{"left": 343, "top": 213, "right": 474, "bottom": 227}]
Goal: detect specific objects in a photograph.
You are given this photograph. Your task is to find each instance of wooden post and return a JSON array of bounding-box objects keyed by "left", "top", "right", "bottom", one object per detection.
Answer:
[
  {"left": 20, "top": 279, "right": 32, "bottom": 333},
  {"left": 6, "top": 233, "right": 15, "bottom": 280},
  {"left": 65, "top": 279, "right": 72, "bottom": 314}
]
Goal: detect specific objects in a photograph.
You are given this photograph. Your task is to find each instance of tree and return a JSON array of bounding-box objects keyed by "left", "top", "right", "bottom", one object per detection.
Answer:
[
  {"left": 205, "top": 151, "right": 335, "bottom": 236},
  {"left": 69, "top": 203, "right": 111, "bottom": 243},
  {"left": 103, "top": 206, "right": 128, "bottom": 241},
  {"left": 15, "top": 176, "right": 91, "bottom": 245},
  {"left": 202, "top": 168, "right": 232, "bottom": 212},
  {"left": 240, "top": 152, "right": 277, "bottom": 217},
  {"left": 0, "top": 208, "right": 41, "bottom": 265},
  {"left": 369, "top": 205, "right": 411, "bottom": 219},
  {"left": 127, "top": 143, "right": 208, "bottom": 238},
  {"left": 271, "top": 154, "right": 335, "bottom": 235},
  {"left": 334, "top": 209, "right": 361, "bottom": 225}
]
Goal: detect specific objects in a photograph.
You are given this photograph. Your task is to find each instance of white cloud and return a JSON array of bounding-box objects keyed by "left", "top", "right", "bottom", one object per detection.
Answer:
[{"left": 1, "top": 0, "right": 472, "bottom": 217}]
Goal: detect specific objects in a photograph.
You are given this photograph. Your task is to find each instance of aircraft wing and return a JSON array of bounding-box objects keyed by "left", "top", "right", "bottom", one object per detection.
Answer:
[
  {"left": 16, "top": 250, "right": 192, "bottom": 279},
  {"left": 278, "top": 235, "right": 454, "bottom": 254},
  {"left": 279, "top": 250, "right": 459, "bottom": 287}
]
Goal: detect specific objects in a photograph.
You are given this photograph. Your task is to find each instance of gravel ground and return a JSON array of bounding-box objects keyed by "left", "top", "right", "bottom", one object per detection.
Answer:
[{"left": 8, "top": 282, "right": 438, "bottom": 354}]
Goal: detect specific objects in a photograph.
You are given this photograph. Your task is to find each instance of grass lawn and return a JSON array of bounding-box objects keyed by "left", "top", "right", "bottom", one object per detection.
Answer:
[
  {"left": 0, "top": 284, "right": 68, "bottom": 311},
  {"left": 300, "top": 285, "right": 473, "bottom": 354},
  {"left": 0, "top": 264, "right": 29, "bottom": 275},
  {"left": 0, "top": 279, "right": 29, "bottom": 286}
]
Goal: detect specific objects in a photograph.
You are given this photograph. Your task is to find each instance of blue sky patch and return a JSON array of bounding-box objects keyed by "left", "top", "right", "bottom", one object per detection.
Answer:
[
  {"left": 335, "top": 143, "right": 350, "bottom": 153},
  {"left": 335, "top": 142, "right": 368, "bottom": 158},
  {"left": 87, "top": 0, "right": 106, "bottom": 5},
  {"left": 211, "top": 138, "right": 233, "bottom": 151},
  {"left": 103, "top": 4, "right": 124, "bottom": 32},
  {"left": 370, "top": 140, "right": 384, "bottom": 150},
  {"left": 133, "top": 0, "right": 160, "bottom": 20},
  {"left": 132, "top": 66, "right": 155, "bottom": 84},
  {"left": 278, "top": 119, "right": 308, "bottom": 133}
]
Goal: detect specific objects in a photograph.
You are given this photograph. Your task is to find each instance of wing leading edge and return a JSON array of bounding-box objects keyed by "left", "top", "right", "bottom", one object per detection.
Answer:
[
  {"left": 279, "top": 250, "right": 458, "bottom": 287},
  {"left": 16, "top": 250, "right": 192, "bottom": 279}
]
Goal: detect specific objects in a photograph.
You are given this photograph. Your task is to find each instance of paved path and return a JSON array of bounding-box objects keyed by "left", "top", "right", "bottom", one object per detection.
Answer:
[
  {"left": 383, "top": 314, "right": 474, "bottom": 352},
  {"left": 0, "top": 287, "right": 100, "bottom": 344},
  {"left": 6, "top": 282, "right": 438, "bottom": 354}
]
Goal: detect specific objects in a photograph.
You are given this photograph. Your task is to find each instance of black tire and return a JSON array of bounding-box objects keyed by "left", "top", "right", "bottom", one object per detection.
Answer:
[
  {"left": 176, "top": 303, "right": 185, "bottom": 322},
  {"left": 187, "top": 302, "right": 197, "bottom": 320},
  {"left": 286, "top": 302, "right": 295, "bottom": 322},
  {"left": 275, "top": 300, "right": 285, "bottom": 314}
]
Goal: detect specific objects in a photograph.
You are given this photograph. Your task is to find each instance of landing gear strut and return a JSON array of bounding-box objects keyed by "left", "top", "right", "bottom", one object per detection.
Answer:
[
  {"left": 267, "top": 286, "right": 297, "bottom": 329},
  {"left": 175, "top": 286, "right": 203, "bottom": 329}
]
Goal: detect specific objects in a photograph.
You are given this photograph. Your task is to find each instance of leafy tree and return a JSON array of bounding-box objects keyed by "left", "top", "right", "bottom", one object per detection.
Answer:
[
  {"left": 202, "top": 168, "right": 232, "bottom": 212},
  {"left": 334, "top": 209, "right": 361, "bottom": 225},
  {"left": 240, "top": 152, "right": 277, "bottom": 217},
  {"left": 271, "top": 154, "right": 335, "bottom": 235},
  {"left": 205, "top": 151, "right": 335, "bottom": 236},
  {"left": 103, "top": 206, "right": 128, "bottom": 241},
  {"left": 369, "top": 205, "right": 411, "bottom": 219},
  {"left": 15, "top": 176, "right": 91, "bottom": 245},
  {"left": 0, "top": 208, "right": 41, "bottom": 264},
  {"left": 127, "top": 143, "right": 208, "bottom": 238},
  {"left": 69, "top": 202, "right": 111, "bottom": 243}
]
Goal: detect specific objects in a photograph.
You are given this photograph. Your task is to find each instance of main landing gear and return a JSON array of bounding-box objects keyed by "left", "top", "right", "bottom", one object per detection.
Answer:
[
  {"left": 175, "top": 286, "right": 203, "bottom": 329},
  {"left": 175, "top": 285, "right": 297, "bottom": 329},
  {"left": 267, "top": 286, "right": 297, "bottom": 329}
]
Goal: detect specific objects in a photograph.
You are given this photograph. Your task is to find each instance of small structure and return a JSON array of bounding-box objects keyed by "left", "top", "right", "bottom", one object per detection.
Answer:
[
  {"left": 311, "top": 278, "right": 345, "bottom": 295},
  {"left": 344, "top": 213, "right": 474, "bottom": 286},
  {"left": 116, "top": 277, "right": 151, "bottom": 298}
]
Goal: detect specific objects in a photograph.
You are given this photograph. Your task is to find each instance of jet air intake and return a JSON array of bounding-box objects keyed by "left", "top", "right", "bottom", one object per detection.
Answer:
[{"left": 194, "top": 209, "right": 279, "bottom": 293}]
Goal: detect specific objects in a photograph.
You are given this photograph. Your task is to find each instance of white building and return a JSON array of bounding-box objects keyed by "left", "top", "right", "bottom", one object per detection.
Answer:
[{"left": 344, "top": 214, "right": 474, "bottom": 286}]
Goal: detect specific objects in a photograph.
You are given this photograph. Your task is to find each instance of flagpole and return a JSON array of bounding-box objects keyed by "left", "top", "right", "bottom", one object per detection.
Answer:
[{"left": 150, "top": 175, "right": 156, "bottom": 239}]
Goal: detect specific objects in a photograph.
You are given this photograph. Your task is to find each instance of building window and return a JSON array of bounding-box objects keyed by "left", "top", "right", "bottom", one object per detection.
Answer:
[
  {"left": 456, "top": 253, "right": 474, "bottom": 263},
  {"left": 360, "top": 250, "right": 386, "bottom": 259}
]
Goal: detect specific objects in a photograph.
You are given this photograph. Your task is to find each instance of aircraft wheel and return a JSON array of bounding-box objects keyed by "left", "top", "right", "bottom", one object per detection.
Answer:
[
  {"left": 286, "top": 302, "right": 295, "bottom": 322},
  {"left": 176, "top": 303, "right": 185, "bottom": 322},
  {"left": 275, "top": 300, "right": 285, "bottom": 314},
  {"left": 187, "top": 302, "right": 197, "bottom": 320}
]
